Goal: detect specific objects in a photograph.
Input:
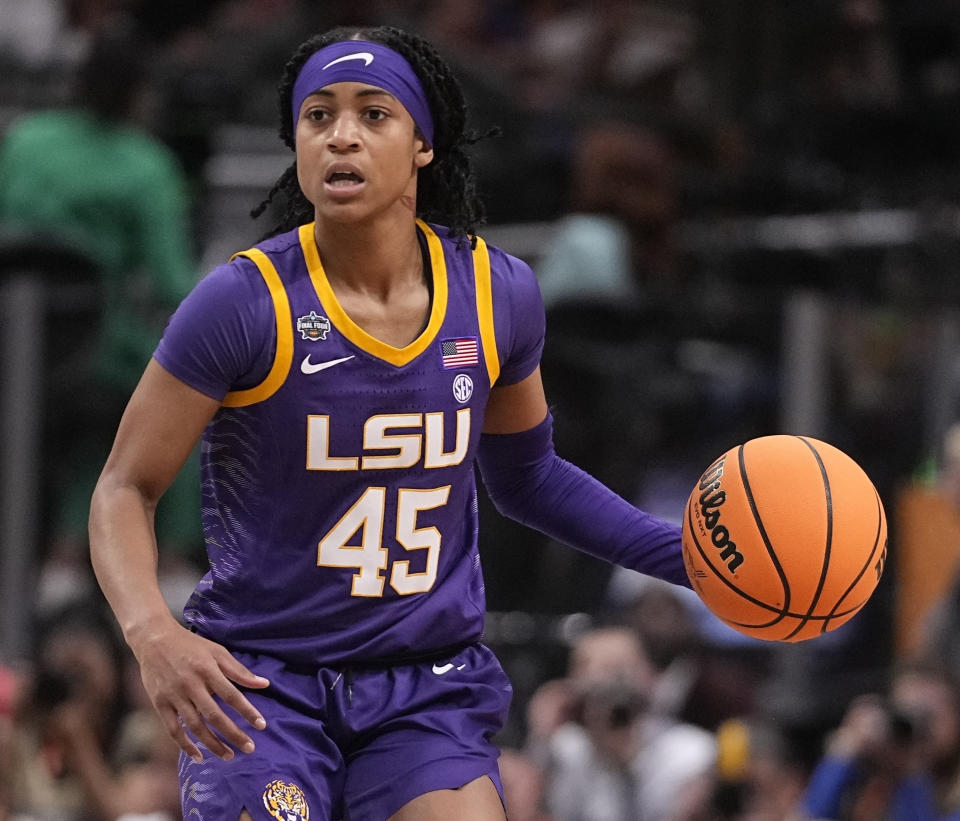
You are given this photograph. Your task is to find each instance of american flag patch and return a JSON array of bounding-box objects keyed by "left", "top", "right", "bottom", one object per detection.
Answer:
[{"left": 441, "top": 337, "right": 479, "bottom": 368}]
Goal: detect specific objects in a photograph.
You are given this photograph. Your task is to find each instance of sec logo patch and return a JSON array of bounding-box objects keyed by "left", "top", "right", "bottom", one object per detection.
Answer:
[{"left": 452, "top": 373, "right": 473, "bottom": 404}]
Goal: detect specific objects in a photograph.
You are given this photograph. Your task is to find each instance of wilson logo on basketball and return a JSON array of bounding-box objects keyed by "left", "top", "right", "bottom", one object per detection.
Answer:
[{"left": 697, "top": 456, "right": 745, "bottom": 572}]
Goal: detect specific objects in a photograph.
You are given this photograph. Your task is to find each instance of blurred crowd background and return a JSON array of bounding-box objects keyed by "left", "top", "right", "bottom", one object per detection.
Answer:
[{"left": 7, "top": 0, "right": 960, "bottom": 819}]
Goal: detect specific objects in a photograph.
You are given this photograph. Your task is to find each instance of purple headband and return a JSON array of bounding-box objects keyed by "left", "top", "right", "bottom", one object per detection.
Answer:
[{"left": 291, "top": 40, "right": 434, "bottom": 146}]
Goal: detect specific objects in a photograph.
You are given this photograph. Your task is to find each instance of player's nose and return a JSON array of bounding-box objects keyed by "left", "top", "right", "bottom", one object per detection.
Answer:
[{"left": 327, "top": 114, "right": 361, "bottom": 150}]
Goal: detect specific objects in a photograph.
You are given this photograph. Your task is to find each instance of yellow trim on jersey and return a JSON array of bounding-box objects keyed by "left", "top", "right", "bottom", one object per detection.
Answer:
[
  {"left": 298, "top": 220, "right": 449, "bottom": 367},
  {"left": 471, "top": 235, "right": 500, "bottom": 386},
  {"left": 222, "top": 248, "right": 294, "bottom": 408}
]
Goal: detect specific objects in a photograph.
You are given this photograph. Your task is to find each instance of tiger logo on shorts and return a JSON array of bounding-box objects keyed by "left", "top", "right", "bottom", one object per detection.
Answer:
[{"left": 262, "top": 779, "right": 309, "bottom": 821}]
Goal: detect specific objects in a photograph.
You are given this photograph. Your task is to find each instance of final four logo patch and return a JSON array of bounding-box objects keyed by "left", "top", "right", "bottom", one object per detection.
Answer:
[
  {"left": 297, "top": 311, "right": 331, "bottom": 341},
  {"left": 263, "top": 779, "right": 310, "bottom": 821}
]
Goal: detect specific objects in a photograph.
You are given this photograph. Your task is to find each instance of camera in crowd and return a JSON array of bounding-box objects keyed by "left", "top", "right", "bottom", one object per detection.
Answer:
[
  {"left": 578, "top": 680, "right": 648, "bottom": 731},
  {"left": 29, "top": 667, "right": 77, "bottom": 712},
  {"left": 884, "top": 703, "right": 931, "bottom": 747}
]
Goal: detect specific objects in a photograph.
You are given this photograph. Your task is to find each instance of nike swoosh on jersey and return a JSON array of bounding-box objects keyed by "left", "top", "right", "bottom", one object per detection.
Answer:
[
  {"left": 432, "top": 663, "right": 454, "bottom": 675},
  {"left": 301, "top": 354, "right": 355, "bottom": 374},
  {"left": 322, "top": 52, "right": 374, "bottom": 70}
]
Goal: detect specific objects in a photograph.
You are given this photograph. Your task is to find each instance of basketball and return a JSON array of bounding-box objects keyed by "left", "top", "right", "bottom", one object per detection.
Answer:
[{"left": 681, "top": 435, "right": 887, "bottom": 642}]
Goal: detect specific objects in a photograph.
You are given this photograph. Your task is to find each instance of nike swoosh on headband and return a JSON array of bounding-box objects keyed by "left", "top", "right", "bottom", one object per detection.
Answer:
[
  {"left": 322, "top": 52, "right": 374, "bottom": 70},
  {"left": 292, "top": 41, "right": 434, "bottom": 145}
]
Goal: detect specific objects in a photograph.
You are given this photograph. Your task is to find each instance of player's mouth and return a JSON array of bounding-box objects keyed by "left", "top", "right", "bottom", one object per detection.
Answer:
[{"left": 324, "top": 165, "right": 365, "bottom": 196}]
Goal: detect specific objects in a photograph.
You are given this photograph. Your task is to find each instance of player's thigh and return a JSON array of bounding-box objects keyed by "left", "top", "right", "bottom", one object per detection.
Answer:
[
  {"left": 340, "top": 644, "right": 512, "bottom": 818},
  {"left": 387, "top": 775, "right": 506, "bottom": 821}
]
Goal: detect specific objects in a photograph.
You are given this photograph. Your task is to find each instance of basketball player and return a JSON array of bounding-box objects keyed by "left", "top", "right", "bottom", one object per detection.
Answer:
[{"left": 89, "top": 25, "right": 690, "bottom": 821}]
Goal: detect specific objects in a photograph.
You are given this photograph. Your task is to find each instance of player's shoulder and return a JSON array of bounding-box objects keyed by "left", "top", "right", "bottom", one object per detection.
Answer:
[
  {"left": 169, "top": 253, "right": 275, "bottom": 347},
  {"left": 483, "top": 239, "right": 535, "bottom": 285},
  {"left": 428, "top": 222, "right": 537, "bottom": 290},
  {"left": 476, "top": 232, "right": 540, "bottom": 306},
  {"left": 218, "top": 226, "right": 306, "bottom": 286},
  {"left": 195, "top": 251, "right": 268, "bottom": 304},
  {"left": 241, "top": 225, "right": 305, "bottom": 264}
]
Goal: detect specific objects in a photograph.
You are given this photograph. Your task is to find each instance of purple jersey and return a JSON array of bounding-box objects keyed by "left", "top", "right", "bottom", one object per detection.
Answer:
[{"left": 155, "top": 221, "right": 544, "bottom": 666}]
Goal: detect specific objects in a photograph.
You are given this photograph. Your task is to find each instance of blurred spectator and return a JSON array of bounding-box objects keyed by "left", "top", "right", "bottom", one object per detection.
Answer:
[
  {"left": 0, "top": 17, "right": 202, "bottom": 573},
  {"left": 707, "top": 717, "right": 810, "bottom": 821},
  {"left": 527, "top": 625, "right": 715, "bottom": 821},
  {"left": 795, "top": 0, "right": 902, "bottom": 111},
  {"left": 0, "top": 663, "right": 20, "bottom": 821},
  {"left": 517, "top": 0, "right": 705, "bottom": 115},
  {"left": 801, "top": 662, "right": 960, "bottom": 820},
  {"left": 525, "top": 626, "right": 655, "bottom": 754},
  {"left": 420, "top": 0, "right": 525, "bottom": 70},
  {"left": 535, "top": 119, "right": 682, "bottom": 309},
  {"left": 917, "top": 421, "right": 960, "bottom": 684},
  {"left": 904, "top": 417, "right": 960, "bottom": 691},
  {"left": 783, "top": 0, "right": 915, "bottom": 192},
  {"left": 144, "top": 0, "right": 324, "bottom": 178},
  {"left": 897, "top": 664, "right": 960, "bottom": 817},
  {"left": 890, "top": 0, "right": 960, "bottom": 107},
  {"left": 0, "top": 0, "right": 126, "bottom": 72},
  {"left": 0, "top": 0, "right": 66, "bottom": 70},
  {"left": 938, "top": 422, "right": 960, "bottom": 512},
  {"left": 8, "top": 603, "right": 179, "bottom": 821},
  {"left": 608, "top": 574, "right": 768, "bottom": 731},
  {"left": 109, "top": 709, "right": 181, "bottom": 821}
]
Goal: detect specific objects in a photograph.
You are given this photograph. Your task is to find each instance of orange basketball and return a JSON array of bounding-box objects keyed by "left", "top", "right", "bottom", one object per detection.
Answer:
[{"left": 681, "top": 435, "right": 887, "bottom": 642}]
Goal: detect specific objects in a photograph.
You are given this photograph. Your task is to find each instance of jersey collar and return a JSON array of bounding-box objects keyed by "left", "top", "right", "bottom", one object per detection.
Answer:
[{"left": 298, "top": 219, "right": 448, "bottom": 367}]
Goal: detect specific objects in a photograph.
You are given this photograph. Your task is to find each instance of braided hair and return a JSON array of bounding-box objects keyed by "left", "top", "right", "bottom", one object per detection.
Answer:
[{"left": 252, "top": 25, "right": 492, "bottom": 241}]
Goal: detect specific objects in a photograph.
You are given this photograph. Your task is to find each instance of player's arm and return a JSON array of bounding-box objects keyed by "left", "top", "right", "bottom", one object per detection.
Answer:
[
  {"left": 482, "top": 365, "right": 549, "bottom": 434},
  {"left": 89, "top": 359, "right": 269, "bottom": 762},
  {"left": 479, "top": 367, "right": 690, "bottom": 586}
]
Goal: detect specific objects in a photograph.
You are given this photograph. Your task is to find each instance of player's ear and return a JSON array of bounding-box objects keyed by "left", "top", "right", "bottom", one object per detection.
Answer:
[{"left": 414, "top": 134, "right": 433, "bottom": 169}]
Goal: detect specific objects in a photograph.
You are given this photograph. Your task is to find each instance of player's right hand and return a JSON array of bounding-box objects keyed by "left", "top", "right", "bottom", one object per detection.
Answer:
[{"left": 128, "top": 619, "right": 270, "bottom": 762}]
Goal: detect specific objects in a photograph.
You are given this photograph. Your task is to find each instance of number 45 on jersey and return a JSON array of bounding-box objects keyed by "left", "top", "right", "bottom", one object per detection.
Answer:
[{"left": 307, "top": 410, "right": 471, "bottom": 598}]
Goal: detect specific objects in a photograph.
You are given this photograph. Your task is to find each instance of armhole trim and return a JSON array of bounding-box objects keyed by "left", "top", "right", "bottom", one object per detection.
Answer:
[
  {"left": 222, "top": 248, "right": 293, "bottom": 408},
  {"left": 472, "top": 235, "right": 500, "bottom": 386}
]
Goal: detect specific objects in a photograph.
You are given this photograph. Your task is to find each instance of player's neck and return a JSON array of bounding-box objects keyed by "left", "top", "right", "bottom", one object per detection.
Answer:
[{"left": 314, "top": 215, "right": 424, "bottom": 299}]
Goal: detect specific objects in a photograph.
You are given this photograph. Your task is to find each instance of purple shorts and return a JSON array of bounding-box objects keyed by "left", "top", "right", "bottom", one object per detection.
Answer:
[{"left": 179, "top": 643, "right": 511, "bottom": 821}]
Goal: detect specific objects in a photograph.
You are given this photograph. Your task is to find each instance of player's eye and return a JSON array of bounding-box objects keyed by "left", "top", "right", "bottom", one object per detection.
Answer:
[
  {"left": 364, "top": 108, "right": 389, "bottom": 122},
  {"left": 305, "top": 108, "right": 329, "bottom": 122}
]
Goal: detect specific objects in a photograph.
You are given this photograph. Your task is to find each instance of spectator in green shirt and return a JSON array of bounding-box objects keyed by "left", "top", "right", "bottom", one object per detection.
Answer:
[{"left": 0, "top": 20, "right": 202, "bottom": 572}]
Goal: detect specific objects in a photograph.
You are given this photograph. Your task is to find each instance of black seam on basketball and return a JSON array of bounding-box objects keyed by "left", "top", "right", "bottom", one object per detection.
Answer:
[
  {"left": 821, "top": 487, "right": 885, "bottom": 634},
  {"left": 784, "top": 437, "right": 834, "bottom": 640},
  {"left": 738, "top": 443, "right": 792, "bottom": 613},
  {"left": 685, "top": 499, "right": 788, "bottom": 626},
  {"left": 719, "top": 599, "right": 865, "bottom": 628}
]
